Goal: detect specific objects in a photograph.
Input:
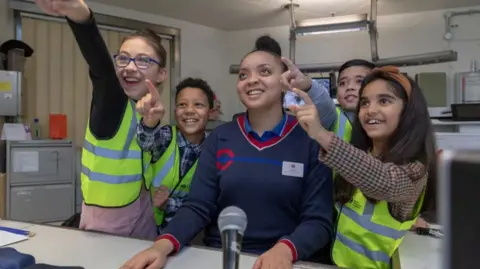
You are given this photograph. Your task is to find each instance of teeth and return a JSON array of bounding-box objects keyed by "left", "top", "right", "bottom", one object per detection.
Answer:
[
  {"left": 367, "top": 119, "right": 380, "bottom": 124},
  {"left": 247, "top": 90, "right": 263, "bottom": 96},
  {"left": 124, "top": 78, "right": 139, "bottom": 82},
  {"left": 184, "top": 119, "right": 198, "bottom": 123}
]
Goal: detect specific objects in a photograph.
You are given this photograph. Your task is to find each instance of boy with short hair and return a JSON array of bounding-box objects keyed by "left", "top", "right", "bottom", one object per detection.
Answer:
[
  {"left": 136, "top": 77, "right": 215, "bottom": 231},
  {"left": 332, "top": 59, "right": 376, "bottom": 141}
]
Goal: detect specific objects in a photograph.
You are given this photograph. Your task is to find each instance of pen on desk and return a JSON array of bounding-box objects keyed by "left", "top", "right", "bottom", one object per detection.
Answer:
[
  {"left": 415, "top": 227, "right": 443, "bottom": 239},
  {"left": 0, "top": 226, "right": 34, "bottom": 237}
]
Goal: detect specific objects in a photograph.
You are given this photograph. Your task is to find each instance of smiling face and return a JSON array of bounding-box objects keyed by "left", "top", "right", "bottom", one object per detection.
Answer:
[
  {"left": 237, "top": 51, "right": 284, "bottom": 110},
  {"left": 115, "top": 37, "right": 167, "bottom": 101},
  {"left": 175, "top": 87, "right": 211, "bottom": 136},
  {"left": 337, "top": 66, "right": 372, "bottom": 111},
  {"left": 358, "top": 79, "right": 405, "bottom": 142}
]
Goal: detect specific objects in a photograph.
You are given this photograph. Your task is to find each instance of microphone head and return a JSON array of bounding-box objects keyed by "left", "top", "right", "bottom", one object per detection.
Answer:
[{"left": 218, "top": 206, "right": 248, "bottom": 235}]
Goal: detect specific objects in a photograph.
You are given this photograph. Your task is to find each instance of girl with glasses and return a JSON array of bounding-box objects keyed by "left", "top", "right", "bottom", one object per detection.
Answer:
[{"left": 35, "top": 0, "right": 167, "bottom": 239}]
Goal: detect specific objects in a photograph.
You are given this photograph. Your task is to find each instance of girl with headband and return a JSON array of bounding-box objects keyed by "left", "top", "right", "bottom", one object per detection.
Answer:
[{"left": 290, "top": 66, "right": 437, "bottom": 269}]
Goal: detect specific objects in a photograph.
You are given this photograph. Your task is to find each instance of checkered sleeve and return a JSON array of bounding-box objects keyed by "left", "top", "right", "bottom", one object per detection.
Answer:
[
  {"left": 166, "top": 197, "right": 184, "bottom": 213},
  {"left": 162, "top": 197, "right": 185, "bottom": 225},
  {"left": 319, "top": 134, "right": 426, "bottom": 203},
  {"left": 136, "top": 121, "right": 173, "bottom": 163}
]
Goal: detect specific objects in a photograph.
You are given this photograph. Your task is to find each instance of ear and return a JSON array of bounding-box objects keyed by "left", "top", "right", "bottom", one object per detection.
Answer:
[{"left": 156, "top": 68, "right": 168, "bottom": 84}]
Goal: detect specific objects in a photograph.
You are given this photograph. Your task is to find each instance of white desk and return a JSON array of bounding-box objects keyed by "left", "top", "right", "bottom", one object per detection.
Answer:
[
  {"left": 399, "top": 228, "right": 442, "bottom": 269},
  {"left": 431, "top": 120, "right": 480, "bottom": 133},
  {"left": 0, "top": 220, "right": 35, "bottom": 230},
  {"left": 1, "top": 220, "right": 440, "bottom": 269}
]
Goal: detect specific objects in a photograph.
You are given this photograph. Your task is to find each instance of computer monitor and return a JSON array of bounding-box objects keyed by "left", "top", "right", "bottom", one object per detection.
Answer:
[{"left": 439, "top": 150, "right": 480, "bottom": 269}]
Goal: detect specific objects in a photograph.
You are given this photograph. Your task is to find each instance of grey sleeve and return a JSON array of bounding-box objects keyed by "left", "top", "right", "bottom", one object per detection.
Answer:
[{"left": 307, "top": 80, "right": 337, "bottom": 130}]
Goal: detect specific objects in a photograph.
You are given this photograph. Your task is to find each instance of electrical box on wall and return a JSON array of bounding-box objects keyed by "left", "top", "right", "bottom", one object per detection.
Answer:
[{"left": 0, "top": 70, "right": 22, "bottom": 116}]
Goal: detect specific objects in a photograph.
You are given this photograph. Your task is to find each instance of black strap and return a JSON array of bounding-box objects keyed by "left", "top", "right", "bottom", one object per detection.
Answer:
[
  {"left": 169, "top": 175, "right": 185, "bottom": 197},
  {"left": 168, "top": 146, "right": 187, "bottom": 197}
]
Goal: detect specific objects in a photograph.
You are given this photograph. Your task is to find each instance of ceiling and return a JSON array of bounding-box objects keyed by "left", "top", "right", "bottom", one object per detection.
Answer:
[{"left": 94, "top": 0, "right": 480, "bottom": 31}]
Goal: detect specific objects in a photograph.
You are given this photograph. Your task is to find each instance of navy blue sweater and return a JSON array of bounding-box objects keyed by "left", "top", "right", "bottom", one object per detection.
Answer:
[{"left": 161, "top": 114, "right": 333, "bottom": 260}]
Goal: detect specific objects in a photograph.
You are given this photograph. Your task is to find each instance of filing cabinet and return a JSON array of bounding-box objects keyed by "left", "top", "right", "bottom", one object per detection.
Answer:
[{"left": 5, "top": 140, "right": 75, "bottom": 223}]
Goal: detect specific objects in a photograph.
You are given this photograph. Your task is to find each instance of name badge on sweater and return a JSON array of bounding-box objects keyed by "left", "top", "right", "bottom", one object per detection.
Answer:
[{"left": 282, "top": 161, "right": 304, "bottom": 177}]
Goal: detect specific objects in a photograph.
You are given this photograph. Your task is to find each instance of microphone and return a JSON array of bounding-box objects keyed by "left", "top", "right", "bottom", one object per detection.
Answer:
[{"left": 218, "top": 206, "right": 248, "bottom": 269}]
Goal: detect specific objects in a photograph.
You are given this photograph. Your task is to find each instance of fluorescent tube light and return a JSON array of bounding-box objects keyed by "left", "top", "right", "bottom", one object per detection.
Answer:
[
  {"left": 294, "top": 14, "right": 369, "bottom": 36},
  {"left": 298, "top": 27, "right": 365, "bottom": 36}
]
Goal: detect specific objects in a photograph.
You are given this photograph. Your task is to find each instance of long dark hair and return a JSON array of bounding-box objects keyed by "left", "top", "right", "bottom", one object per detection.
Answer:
[{"left": 334, "top": 70, "right": 437, "bottom": 214}]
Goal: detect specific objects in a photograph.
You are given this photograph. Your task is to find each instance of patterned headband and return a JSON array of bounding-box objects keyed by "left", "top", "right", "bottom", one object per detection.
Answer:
[{"left": 372, "top": 66, "right": 412, "bottom": 97}]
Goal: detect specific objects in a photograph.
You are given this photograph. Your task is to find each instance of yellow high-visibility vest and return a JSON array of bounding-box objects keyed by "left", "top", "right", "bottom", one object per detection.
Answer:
[
  {"left": 333, "top": 106, "right": 352, "bottom": 142},
  {"left": 332, "top": 188, "right": 425, "bottom": 269},
  {"left": 81, "top": 100, "right": 151, "bottom": 207},
  {"left": 148, "top": 126, "right": 198, "bottom": 225}
]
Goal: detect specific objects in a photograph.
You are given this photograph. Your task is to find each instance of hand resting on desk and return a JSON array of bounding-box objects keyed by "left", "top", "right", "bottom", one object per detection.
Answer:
[
  {"left": 409, "top": 217, "right": 429, "bottom": 231},
  {"left": 121, "top": 238, "right": 296, "bottom": 269},
  {"left": 120, "top": 239, "right": 172, "bottom": 269},
  {"left": 252, "top": 243, "right": 293, "bottom": 269}
]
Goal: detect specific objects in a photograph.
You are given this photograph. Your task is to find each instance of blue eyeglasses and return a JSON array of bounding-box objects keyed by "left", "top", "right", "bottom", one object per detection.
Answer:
[{"left": 113, "top": 54, "right": 161, "bottom": 70}]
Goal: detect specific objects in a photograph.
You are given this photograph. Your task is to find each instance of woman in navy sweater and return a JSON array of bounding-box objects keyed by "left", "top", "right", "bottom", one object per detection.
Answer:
[{"left": 122, "top": 36, "right": 333, "bottom": 269}]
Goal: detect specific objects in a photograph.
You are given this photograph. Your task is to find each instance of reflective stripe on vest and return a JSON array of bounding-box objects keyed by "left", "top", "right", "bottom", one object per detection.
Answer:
[
  {"left": 333, "top": 107, "right": 352, "bottom": 179},
  {"left": 148, "top": 126, "right": 199, "bottom": 225},
  {"left": 332, "top": 189, "right": 425, "bottom": 269},
  {"left": 81, "top": 100, "right": 150, "bottom": 207},
  {"left": 333, "top": 107, "right": 352, "bottom": 142}
]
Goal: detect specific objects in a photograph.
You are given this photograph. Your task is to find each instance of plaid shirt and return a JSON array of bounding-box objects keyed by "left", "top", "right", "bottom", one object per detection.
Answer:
[
  {"left": 319, "top": 134, "right": 427, "bottom": 222},
  {"left": 137, "top": 122, "right": 204, "bottom": 229}
]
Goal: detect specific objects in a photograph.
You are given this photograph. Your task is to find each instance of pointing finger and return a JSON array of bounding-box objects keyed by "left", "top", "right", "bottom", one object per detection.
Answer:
[
  {"left": 146, "top": 79, "right": 160, "bottom": 101},
  {"left": 280, "top": 75, "right": 292, "bottom": 90},
  {"left": 287, "top": 105, "right": 298, "bottom": 113},
  {"left": 292, "top": 88, "right": 313, "bottom": 105},
  {"left": 143, "top": 96, "right": 153, "bottom": 112},
  {"left": 281, "top": 57, "right": 297, "bottom": 71},
  {"left": 135, "top": 99, "right": 144, "bottom": 112},
  {"left": 150, "top": 107, "right": 164, "bottom": 117}
]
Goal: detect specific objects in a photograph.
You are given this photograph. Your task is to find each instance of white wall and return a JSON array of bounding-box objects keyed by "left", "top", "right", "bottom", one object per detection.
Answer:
[
  {"left": 224, "top": 6, "right": 480, "bottom": 116},
  {"left": 2, "top": 0, "right": 480, "bottom": 120}
]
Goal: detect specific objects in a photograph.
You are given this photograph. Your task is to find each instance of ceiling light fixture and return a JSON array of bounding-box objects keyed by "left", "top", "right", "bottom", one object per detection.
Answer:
[
  {"left": 229, "top": 0, "right": 457, "bottom": 74},
  {"left": 293, "top": 14, "right": 369, "bottom": 36},
  {"left": 298, "top": 27, "right": 364, "bottom": 36}
]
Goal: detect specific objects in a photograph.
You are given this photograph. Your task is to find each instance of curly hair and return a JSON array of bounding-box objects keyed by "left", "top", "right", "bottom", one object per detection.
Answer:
[{"left": 175, "top": 77, "right": 215, "bottom": 109}]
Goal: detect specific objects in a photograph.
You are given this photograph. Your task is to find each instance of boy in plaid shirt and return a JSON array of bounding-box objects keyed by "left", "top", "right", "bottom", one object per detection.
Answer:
[{"left": 136, "top": 77, "right": 215, "bottom": 231}]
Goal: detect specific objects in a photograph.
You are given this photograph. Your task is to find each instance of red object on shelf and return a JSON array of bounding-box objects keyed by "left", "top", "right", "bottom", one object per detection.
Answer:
[{"left": 49, "top": 114, "right": 67, "bottom": 139}]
